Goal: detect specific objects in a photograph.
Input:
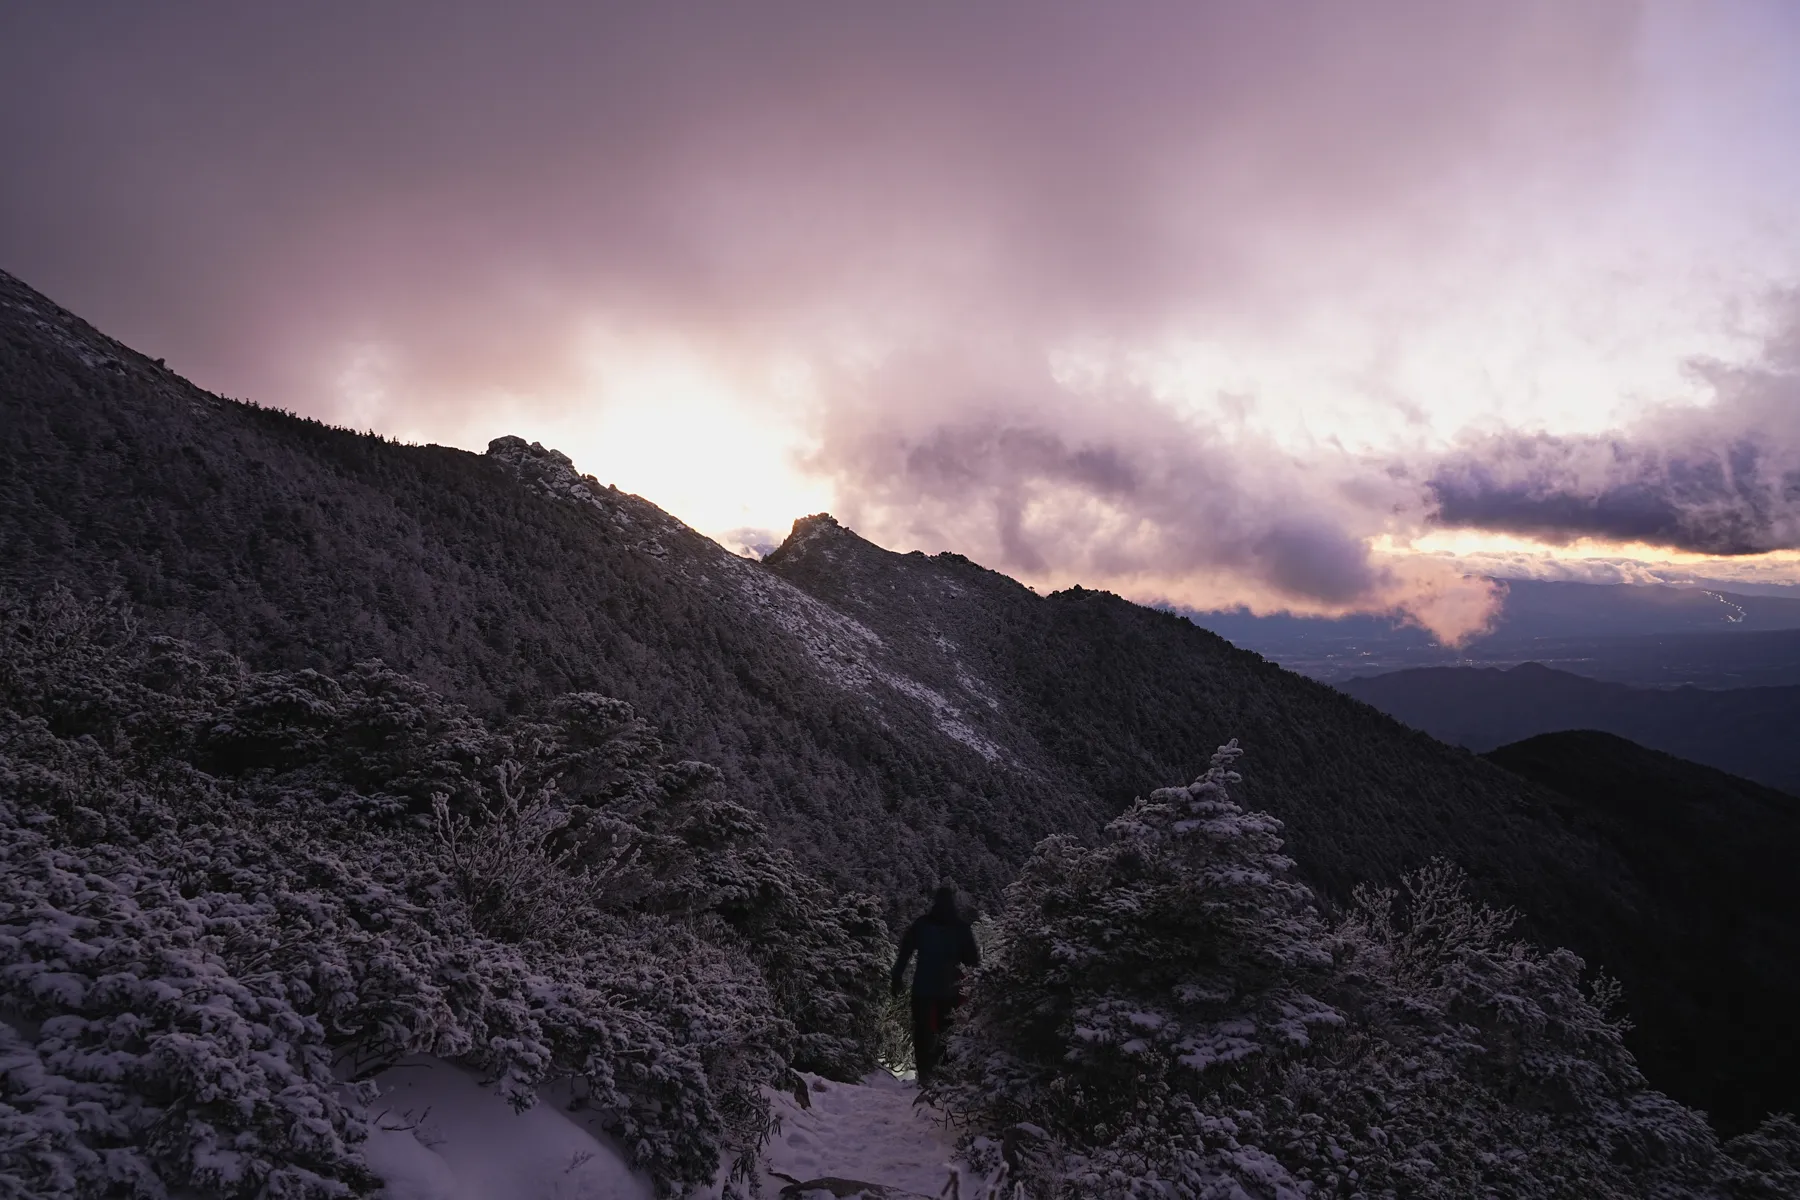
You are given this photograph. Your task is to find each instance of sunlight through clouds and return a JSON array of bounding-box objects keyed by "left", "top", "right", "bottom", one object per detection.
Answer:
[
  {"left": 541, "top": 327, "right": 829, "bottom": 544},
  {"left": 7, "top": 0, "right": 1800, "bottom": 629}
]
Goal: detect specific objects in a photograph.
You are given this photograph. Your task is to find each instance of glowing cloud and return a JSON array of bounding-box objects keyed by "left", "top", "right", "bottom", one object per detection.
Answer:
[{"left": 3, "top": 1, "right": 1799, "bottom": 636}]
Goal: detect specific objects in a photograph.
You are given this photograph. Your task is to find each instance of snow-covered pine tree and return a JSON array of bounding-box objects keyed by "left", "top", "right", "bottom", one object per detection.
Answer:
[
  {"left": 944, "top": 740, "right": 1798, "bottom": 1199},
  {"left": 1719, "top": 1113, "right": 1800, "bottom": 1198},
  {"left": 942, "top": 740, "right": 1342, "bottom": 1194}
]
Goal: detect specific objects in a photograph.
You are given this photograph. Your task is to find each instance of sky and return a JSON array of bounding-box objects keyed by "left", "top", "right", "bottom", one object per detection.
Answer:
[{"left": 3, "top": 1, "right": 1799, "bottom": 641}]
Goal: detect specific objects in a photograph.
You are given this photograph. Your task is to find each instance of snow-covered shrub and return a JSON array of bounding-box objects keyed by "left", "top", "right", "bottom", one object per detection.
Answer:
[
  {"left": 1269, "top": 859, "right": 1723, "bottom": 1198},
  {"left": 0, "top": 588, "right": 881, "bottom": 1195},
  {"left": 413, "top": 687, "right": 891, "bottom": 1080},
  {"left": 552, "top": 702, "right": 893, "bottom": 1077},
  {"left": 943, "top": 741, "right": 1765, "bottom": 1199},
  {"left": 429, "top": 760, "right": 644, "bottom": 946},
  {"left": 0, "top": 837, "right": 378, "bottom": 1200},
  {"left": 720, "top": 874, "right": 890, "bottom": 1081},
  {"left": 1721, "top": 1113, "right": 1800, "bottom": 1198},
  {"left": 876, "top": 987, "right": 917, "bottom": 1075}
]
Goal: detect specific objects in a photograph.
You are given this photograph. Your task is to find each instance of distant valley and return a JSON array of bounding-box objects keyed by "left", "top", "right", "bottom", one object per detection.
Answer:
[{"left": 1340, "top": 664, "right": 1800, "bottom": 796}]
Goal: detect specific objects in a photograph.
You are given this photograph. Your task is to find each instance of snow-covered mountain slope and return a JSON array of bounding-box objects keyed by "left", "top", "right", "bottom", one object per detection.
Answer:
[
  {"left": 486, "top": 438, "right": 1010, "bottom": 765},
  {"left": 0, "top": 592, "right": 894, "bottom": 1198},
  {"left": 2, "top": 263, "right": 1796, "bottom": 1127}
]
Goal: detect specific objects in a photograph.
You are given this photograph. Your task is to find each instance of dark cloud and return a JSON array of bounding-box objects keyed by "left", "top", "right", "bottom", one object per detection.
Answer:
[
  {"left": 1426, "top": 311, "right": 1800, "bottom": 554},
  {"left": 0, "top": 2, "right": 1637, "bottom": 413},
  {"left": 1424, "top": 549, "right": 1800, "bottom": 594}
]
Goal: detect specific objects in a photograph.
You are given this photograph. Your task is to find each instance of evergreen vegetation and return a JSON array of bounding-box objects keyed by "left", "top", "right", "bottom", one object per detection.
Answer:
[
  {"left": 7, "top": 266, "right": 1800, "bottom": 1187},
  {"left": 941, "top": 744, "right": 1800, "bottom": 1198},
  {"left": 0, "top": 588, "right": 886, "bottom": 1197},
  {"left": 1483, "top": 731, "right": 1800, "bottom": 1134}
]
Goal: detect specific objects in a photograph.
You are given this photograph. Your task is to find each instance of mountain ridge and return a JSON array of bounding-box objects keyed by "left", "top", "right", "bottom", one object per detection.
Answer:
[
  {"left": 4, "top": 262, "right": 1797, "bottom": 1126},
  {"left": 4, "top": 259, "right": 1592, "bottom": 913}
]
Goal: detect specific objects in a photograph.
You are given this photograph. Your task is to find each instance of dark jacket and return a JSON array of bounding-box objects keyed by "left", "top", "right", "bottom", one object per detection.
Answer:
[{"left": 892, "top": 894, "right": 980, "bottom": 998}]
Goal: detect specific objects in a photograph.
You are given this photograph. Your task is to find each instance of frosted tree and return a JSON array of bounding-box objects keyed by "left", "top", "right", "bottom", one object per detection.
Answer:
[
  {"left": 944, "top": 740, "right": 1755, "bottom": 1199},
  {"left": 943, "top": 740, "right": 1340, "bottom": 1193},
  {"left": 1720, "top": 1113, "right": 1800, "bottom": 1199},
  {"left": 1291, "top": 859, "right": 1723, "bottom": 1198}
]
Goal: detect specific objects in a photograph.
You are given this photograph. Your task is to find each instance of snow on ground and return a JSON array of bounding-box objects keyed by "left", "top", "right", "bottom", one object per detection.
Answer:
[
  {"left": 750, "top": 1071, "right": 965, "bottom": 1200},
  {"left": 355, "top": 1058, "right": 975, "bottom": 1200},
  {"left": 358, "top": 1056, "right": 656, "bottom": 1200},
  {"left": 871, "top": 671, "right": 1007, "bottom": 763}
]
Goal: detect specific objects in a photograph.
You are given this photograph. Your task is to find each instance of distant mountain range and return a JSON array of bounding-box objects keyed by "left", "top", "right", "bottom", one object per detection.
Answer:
[
  {"left": 1193, "top": 580, "right": 1800, "bottom": 686},
  {"left": 4, "top": 263, "right": 1798, "bottom": 1129},
  {"left": 1341, "top": 663, "right": 1800, "bottom": 795}
]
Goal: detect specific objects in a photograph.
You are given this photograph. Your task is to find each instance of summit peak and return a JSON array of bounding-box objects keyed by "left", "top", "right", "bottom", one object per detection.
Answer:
[{"left": 767, "top": 512, "right": 866, "bottom": 563}]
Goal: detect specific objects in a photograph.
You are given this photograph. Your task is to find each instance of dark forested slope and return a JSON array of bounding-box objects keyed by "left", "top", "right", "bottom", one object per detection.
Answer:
[
  {"left": 0, "top": 265, "right": 1607, "bottom": 921},
  {"left": 1484, "top": 732, "right": 1800, "bottom": 1134},
  {"left": 1, "top": 265, "right": 1790, "bottom": 1126},
  {"left": 763, "top": 518, "right": 1627, "bottom": 918},
  {"left": 0, "top": 269, "right": 1065, "bottom": 904}
]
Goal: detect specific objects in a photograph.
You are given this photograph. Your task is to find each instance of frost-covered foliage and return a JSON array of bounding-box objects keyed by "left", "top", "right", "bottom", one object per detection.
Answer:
[
  {"left": 942, "top": 740, "right": 1800, "bottom": 1199},
  {"left": 941, "top": 743, "right": 1339, "bottom": 1154},
  {"left": 1720, "top": 1114, "right": 1800, "bottom": 1199},
  {"left": 13, "top": 271, "right": 1798, "bottom": 1125},
  {"left": 0, "top": 588, "right": 886, "bottom": 1197}
]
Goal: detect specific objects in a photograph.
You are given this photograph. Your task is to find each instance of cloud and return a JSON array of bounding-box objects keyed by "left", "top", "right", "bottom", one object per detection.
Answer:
[
  {"left": 0, "top": 3, "right": 1637, "bottom": 409},
  {"left": 1424, "top": 301, "right": 1800, "bottom": 554},
  {"left": 806, "top": 350, "right": 1503, "bottom": 642},
  {"left": 718, "top": 528, "right": 782, "bottom": 560},
  {"left": 0, "top": 2, "right": 1646, "bottom": 636},
  {"left": 1428, "top": 547, "right": 1800, "bottom": 594}
]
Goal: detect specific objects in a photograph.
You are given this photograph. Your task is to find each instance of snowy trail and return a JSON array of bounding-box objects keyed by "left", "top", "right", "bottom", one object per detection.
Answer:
[
  {"left": 358, "top": 1058, "right": 975, "bottom": 1200},
  {"left": 359, "top": 1056, "right": 659, "bottom": 1199},
  {"left": 750, "top": 1071, "right": 965, "bottom": 1199}
]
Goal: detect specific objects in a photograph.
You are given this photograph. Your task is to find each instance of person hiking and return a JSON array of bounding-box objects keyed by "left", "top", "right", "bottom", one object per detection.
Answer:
[{"left": 891, "top": 885, "right": 980, "bottom": 1085}]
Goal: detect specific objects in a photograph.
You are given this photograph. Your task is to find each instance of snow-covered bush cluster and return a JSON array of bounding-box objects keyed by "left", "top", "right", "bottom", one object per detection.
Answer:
[
  {"left": 941, "top": 741, "right": 1800, "bottom": 1198},
  {"left": 0, "top": 588, "right": 888, "bottom": 1197}
]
